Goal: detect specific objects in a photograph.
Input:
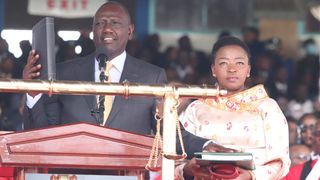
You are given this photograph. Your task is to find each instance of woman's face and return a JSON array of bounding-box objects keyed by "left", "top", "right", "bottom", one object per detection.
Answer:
[{"left": 211, "top": 45, "right": 251, "bottom": 95}]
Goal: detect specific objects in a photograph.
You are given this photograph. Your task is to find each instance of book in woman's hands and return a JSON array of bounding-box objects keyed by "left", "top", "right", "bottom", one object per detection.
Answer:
[{"left": 194, "top": 152, "right": 255, "bottom": 170}]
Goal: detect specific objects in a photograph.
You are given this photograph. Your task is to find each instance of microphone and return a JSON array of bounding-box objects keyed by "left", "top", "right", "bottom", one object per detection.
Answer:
[
  {"left": 90, "top": 108, "right": 99, "bottom": 116},
  {"left": 95, "top": 47, "right": 109, "bottom": 81},
  {"left": 95, "top": 47, "right": 109, "bottom": 124},
  {"left": 98, "top": 55, "right": 106, "bottom": 71},
  {"left": 91, "top": 96, "right": 106, "bottom": 124}
]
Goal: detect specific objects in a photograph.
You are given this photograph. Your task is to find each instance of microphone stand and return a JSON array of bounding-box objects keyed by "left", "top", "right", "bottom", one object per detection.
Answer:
[{"left": 97, "top": 58, "right": 107, "bottom": 125}]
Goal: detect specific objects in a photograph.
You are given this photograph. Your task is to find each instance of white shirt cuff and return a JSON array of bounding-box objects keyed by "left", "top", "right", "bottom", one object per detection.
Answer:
[
  {"left": 202, "top": 140, "right": 220, "bottom": 150},
  {"left": 26, "top": 93, "right": 43, "bottom": 108}
]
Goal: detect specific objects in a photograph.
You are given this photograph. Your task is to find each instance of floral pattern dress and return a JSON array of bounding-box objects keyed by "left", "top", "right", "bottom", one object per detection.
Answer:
[{"left": 177, "top": 85, "right": 290, "bottom": 179}]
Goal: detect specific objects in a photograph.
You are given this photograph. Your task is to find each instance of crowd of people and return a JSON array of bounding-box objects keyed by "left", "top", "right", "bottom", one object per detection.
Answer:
[
  {"left": 0, "top": 30, "right": 320, "bottom": 130},
  {"left": 0, "top": 1, "right": 319, "bottom": 179},
  {"left": 1, "top": 28, "right": 319, "bottom": 127}
]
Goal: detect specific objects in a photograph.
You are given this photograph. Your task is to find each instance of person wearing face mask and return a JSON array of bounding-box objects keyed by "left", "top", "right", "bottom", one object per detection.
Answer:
[
  {"left": 174, "top": 36, "right": 290, "bottom": 180},
  {"left": 301, "top": 39, "right": 319, "bottom": 57}
]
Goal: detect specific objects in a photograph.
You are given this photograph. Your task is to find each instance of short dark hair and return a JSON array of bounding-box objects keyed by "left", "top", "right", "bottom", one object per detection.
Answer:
[
  {"left": 298, "top": 113, "right": 317, "bottom": 125},
  {"left": 302, "top": 38, "right": 316, "bottom": 48},
  {"left": 96, "top": 1, "right": 132, "bottom": 24},
  {"left": 211, "top": 36, "right": 251, "bottom": 64},
  {"left": 242, "top": 26, "right": 260, "bottom": 37}
]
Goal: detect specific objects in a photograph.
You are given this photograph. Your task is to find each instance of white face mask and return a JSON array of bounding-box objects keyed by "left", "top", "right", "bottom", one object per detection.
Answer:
[{"left": 305, "top": 44, "right": 319, "bottom": 56}]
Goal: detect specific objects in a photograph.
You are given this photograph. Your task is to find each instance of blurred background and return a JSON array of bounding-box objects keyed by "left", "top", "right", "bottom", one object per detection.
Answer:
[{"left": 1, "top": 0, "right": 320, "bottom": 58}]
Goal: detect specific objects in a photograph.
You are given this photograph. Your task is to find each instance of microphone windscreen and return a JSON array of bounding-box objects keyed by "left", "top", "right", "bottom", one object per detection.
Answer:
[{"left": 95, "top": 47, "right": 109, "bottom": 61}]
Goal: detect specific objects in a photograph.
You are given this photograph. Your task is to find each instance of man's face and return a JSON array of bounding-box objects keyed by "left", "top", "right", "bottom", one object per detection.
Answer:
[
  {"left": 312, "top": 122, "right": 320, "bottom": 154},
  {"left": 300, "top": 115, "right": 317, "bottom": 147},
  {"left": 93, "top": 4, "right": 134, "bottom": 59}
]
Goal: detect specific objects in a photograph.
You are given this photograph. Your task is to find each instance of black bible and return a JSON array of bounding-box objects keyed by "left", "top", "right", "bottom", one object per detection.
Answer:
[{"left": 32, "top": 17, "right": 56, "bottom": 80}]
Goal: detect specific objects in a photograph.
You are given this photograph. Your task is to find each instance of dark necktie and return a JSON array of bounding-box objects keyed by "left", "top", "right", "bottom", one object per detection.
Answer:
[{"left": 98, "top": 61, "right": 113, "bottom": 126}]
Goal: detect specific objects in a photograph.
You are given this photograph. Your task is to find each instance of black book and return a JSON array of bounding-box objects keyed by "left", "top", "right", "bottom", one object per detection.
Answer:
[
  {"left": 194, "top": 152, "right": 255, "bottom": 170},
  {"left": 32, "top": 17, "right": 56, "bottom": 80}
]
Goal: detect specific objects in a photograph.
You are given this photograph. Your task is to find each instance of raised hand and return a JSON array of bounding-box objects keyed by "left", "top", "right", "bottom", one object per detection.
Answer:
[
  {"left": 22, "top": 50, "right": 41, "bottom": 97},
  {"left": 23, "top": 50, "right": 41, "bottom": 80}
]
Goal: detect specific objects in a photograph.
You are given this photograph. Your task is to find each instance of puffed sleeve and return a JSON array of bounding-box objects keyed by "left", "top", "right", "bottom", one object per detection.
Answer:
[
  {"left": 179, "top": 100, "right": 200, "bottom": 134},
  {"left": 252, "top": 98, "right": 291, "bottom": 179}
]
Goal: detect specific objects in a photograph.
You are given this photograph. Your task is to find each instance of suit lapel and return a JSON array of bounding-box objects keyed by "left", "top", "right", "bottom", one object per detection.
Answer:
[
  {"left": 119, "top": 55, "right": 139, "bottom": 82},
  {"left": 75, "top": 54, "right": 96, "bottom": 111},
  {"left": 106, "top": 55, "right": 139, "bottom": 126}
]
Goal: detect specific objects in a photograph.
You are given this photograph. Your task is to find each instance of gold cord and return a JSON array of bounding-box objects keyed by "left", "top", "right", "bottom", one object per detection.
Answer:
[
  {"left": 146, "top": 96, "right": 187, "bottom": 171},
  {"left": 145, "top": 106, "right": 162, "bottom": 172},
  {"left": 163, "top": 97, "right": 187, "bottom": 160}
]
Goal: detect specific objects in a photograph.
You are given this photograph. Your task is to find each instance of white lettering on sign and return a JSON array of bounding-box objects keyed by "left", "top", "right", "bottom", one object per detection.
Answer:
[
  {"left": 46, "top": 0, "right": 89, "bottom": 10},
  {"left": 28, "top": 0, "right": 107, "bottom": 18}
]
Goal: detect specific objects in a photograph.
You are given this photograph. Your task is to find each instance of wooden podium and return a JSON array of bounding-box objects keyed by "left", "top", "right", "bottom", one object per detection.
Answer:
[{"left": 0, "top": 123, "right": 160, "bottom": 180}]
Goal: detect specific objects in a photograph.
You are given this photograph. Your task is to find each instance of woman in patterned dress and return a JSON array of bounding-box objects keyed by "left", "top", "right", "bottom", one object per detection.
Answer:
[{"left": 176, "top": 36, "right": 290, "bottom": 180}]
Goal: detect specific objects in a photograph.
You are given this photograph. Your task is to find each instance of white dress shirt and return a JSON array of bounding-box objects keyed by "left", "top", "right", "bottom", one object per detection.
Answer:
[
  {"left": 94, "top": 50, "right": 125, "bottom": 83},
  {"left": 311, "top": 151, "right": 320, "bottom": 160},
  {"left": 26, "top": 51, "right": 127, "bottom": 108}
]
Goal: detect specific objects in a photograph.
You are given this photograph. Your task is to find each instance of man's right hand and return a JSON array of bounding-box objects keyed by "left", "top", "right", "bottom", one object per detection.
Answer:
[
  {"left": 22, "top": 50, "right": 41, "bottom": 97},
  {"left": 203, "top": 141, "right": 239, "bottom": 153}
]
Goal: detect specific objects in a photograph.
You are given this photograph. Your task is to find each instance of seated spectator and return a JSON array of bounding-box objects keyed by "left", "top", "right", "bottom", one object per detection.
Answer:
[
  {"left": 289, "top": 144, "right": 311, "bottom": 167},
  {"left": 287, "top": 84, "right": 314, "bottom": 121},
  {"left": 285, "top": 119, "right": 320, "bottom": 179},
  {"left": 288, "top": 116, "right": 298, "bottom": 145},
  {"left": 296, "top": 38, "right": 319, "bottom": 99},
  {"left": 0, "top": 53, "right": 23, "bottom": 131},
  {"left": 265, "top": 65, "right": 291, "bottom": 100},
  {"left": 242, "top": 26, "right": 265, "bottom": 65},
  {"left": 298, "top": 113, "right": 318, "bottom": 148}
]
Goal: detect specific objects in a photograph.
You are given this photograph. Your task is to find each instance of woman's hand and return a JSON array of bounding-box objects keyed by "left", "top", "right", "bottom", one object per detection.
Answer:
[
  {"left": 233, "top": 167, "right": 252, "bottom": 180},
  {"left": 183, "top": 158, "right": 211, "bottom": 179},
  {"left": 183, "top": 158, "right": 252, "bottom": 180}
]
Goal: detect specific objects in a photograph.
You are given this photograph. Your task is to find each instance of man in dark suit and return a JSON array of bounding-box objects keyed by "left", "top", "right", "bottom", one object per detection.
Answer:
[{"left": 23, "top": 1, "right": 206, "bottom": 155}]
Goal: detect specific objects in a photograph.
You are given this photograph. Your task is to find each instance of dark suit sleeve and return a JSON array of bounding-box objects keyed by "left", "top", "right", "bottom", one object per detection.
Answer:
[
  {"left": 177, "top": 123, "right": 208, "bottom": 159},
  {"left": 151, "top": 68, "right": 208, "bottom": 158},
  {"left": 23, "top": 56, "right": 88, "bottom": 130},
  {"left": 23, "top": 94, "right": 60, "bottom": 130},
  {"left": 158, "top": 68, "right": 167, "bottom": 84}
]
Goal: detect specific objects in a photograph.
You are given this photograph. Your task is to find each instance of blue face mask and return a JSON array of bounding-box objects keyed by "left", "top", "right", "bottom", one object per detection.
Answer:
[{"left": 305, "top": 44, "right": 318, "bottom": 55}]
